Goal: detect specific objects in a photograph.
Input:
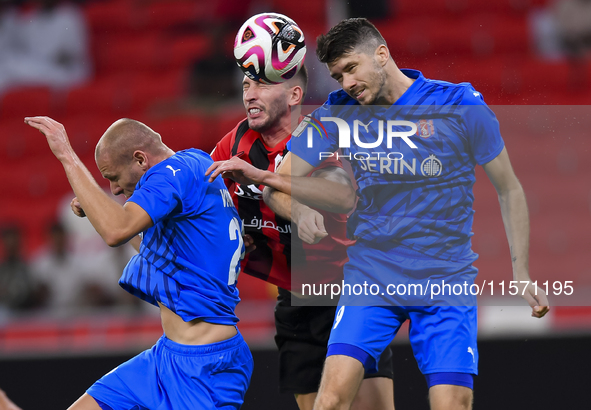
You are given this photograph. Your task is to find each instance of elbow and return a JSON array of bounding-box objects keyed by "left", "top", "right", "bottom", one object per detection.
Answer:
[
  {"left": 262, "top": 185, "right": 275, "bottom": 205},
  {"left": 338, "top": 186, "right": 356, "bottom": 214},
  {"left": 341, "top": 194, "right": 356, "bottom": 214},
  {"left": 102, "top": 230, "right": 130, "bottom": 247}
]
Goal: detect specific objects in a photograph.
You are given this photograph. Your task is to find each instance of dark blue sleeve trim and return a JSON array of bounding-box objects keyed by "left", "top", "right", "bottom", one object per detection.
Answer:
[
  {"left": 425, "top": 372, "right": 474, "bottom": 389},
  {"left": 327, "top": 343, "right": 377, "bottom": 373},
  {"left": 92, "top": 397, "right": 115, "bottom": 410}
]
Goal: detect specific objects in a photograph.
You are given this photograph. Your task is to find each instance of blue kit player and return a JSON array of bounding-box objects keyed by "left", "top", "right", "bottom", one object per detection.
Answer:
[
  {"left": 207, "top": 18, "right": 550, "bottom": 410},
  {"left": 24, "top": 116, "right": 253, "bottom": 410}
]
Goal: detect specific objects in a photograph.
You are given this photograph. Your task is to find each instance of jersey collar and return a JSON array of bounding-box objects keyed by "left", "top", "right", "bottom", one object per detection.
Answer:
[{"left": 394, "top": 69, "right": 425, "bottom": 106}]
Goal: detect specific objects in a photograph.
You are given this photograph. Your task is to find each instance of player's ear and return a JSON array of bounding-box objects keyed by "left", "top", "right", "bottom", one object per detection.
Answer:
[
  {"left": 375, "top": 44, "right": 389, "bottom": 67},
  {"left": 288, "top": 85, "right": 303, "bottom": 107},
  {"left": 133, "top": 150, "right": 149, "bottom": 171}
]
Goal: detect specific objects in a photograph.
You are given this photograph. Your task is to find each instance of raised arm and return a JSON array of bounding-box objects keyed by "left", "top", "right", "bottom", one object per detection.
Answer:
[
  {"left": 25, "top": 116, "right": 153, "bottom": 247},
  {"left": 482, "top": 147, "right": 549, "bottom": 318},
  {"left": 263, "top": 164, "right": 354, "bottom": 244},
  {"left": 206, "top": 151, "right": 355, "bottom": 213}
]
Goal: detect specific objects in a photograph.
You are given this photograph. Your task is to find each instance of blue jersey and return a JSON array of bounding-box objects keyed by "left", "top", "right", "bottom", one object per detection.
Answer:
[
  {"left": 290, "top": 69, "right": 504, "bottom": 263},
  {"left": 120, "top": 149, "right": 244, "bottom": 325}
]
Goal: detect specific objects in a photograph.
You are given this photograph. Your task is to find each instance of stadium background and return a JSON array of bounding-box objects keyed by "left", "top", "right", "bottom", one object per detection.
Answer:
[{"left": 0, "top": 0, "right": 590, "bottom": 408}]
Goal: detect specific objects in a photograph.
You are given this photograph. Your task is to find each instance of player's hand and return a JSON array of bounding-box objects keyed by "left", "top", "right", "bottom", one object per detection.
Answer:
[
  {"left": 0, "top": 389, "right": 22, "bottom": 410},
  {"left": 70, "top": 197, "right": 86, "bottom": 218},
  {"left": 520, "top": 281, "right": 550, "bottom": 318},
  {"left": 293, "top": 206, "right": 328, "bottom": 244},
  {"left": 24, "top": 116, "right": 74, "bottom": 163},
  {"left": 243, "top": 234, "right": 256, "bottom": 254},
  {"left": 205, "top": 157, "right": 268, "bottom": 186}
]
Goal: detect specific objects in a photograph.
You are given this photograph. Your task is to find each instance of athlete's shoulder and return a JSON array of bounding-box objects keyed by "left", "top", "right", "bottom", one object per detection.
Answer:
[
  {"left": 212, "top": 119, "right": 254, "bottom": 160},
  {"left": 141, "top": 149, "right": 208, "bottom": 183},
  {"left": 420, "top": 73, "right": 487, "bottom": 106},
  {"left": 326, "top": 89, "right": 358, "bottom": 106},
  {"left": 170, "top": 148, "right": 211, "bottom": 165}
]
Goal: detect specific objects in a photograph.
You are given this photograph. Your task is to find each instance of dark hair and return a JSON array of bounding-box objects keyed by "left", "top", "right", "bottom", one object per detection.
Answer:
[
  {"left": 316, "top": 18, "right": 387, "bottom": 64},
  {"left": 292, "top": 64, "right": 308, "bottom": 97}
]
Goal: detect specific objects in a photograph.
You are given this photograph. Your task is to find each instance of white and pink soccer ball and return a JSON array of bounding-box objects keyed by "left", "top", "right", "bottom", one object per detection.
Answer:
[{"left": 234, "top": 12, "right": 306, "bottom": 84}]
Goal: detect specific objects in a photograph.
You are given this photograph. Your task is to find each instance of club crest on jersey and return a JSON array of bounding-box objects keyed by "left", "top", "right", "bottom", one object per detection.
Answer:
[
  {"left": 421, "top": 154, "right": 442, "bottom": 177},
  {"left": 416, "top": 119, "right": 435, "bottom": 138}
]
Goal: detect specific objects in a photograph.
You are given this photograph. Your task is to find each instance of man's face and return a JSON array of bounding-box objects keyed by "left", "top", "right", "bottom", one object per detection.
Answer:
[
  {"left": 242, "top": 76, "right": 290, "bottom": 132},
  {"left": 96, "top": 153, "right": 143, "bottom": 199},
  {"left": 327, "top": 49, "right": 386, "bottom": 105}
]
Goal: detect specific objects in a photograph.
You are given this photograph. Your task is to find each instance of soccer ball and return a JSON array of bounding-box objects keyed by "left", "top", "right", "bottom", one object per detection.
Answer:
[{"left": 234, "top": 12, "right": 306, "bottom": 84}]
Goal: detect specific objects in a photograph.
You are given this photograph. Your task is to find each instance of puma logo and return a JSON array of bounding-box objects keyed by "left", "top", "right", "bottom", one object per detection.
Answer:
[
  {"left": 355, "top": 120, "right": 373, "bottom": 133},
  {"left": 467, "top": 346, "right": 475, "bottom": 363},
  {"left": 166, "top": 165, "right": 180, "bottom": 176}
]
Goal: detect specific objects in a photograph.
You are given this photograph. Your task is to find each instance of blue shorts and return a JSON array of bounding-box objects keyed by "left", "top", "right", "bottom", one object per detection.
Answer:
[
  {"left": 87, "top": 331, "right": 253, "bottom": 410},
  {"left": 328, "top": 304, "right": 478, "bottom": 376},
  {"left": 328, "top": 242, "right": 478, "bottom": 379},
  {"left": 338, "top": 241, "right": 478, "bottom": 307}
]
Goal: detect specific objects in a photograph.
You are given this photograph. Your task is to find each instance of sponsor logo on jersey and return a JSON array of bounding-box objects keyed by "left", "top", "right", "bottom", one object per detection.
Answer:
[
  {"left": 421, "top": 154, "right": 443, "bottom": 177},
  {"left": 235, "top": 184, "right": 263, "bottom": 200}
]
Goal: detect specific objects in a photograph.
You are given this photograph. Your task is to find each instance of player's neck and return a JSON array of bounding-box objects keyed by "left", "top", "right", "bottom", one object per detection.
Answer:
[
  {"left": 259, "top": 116, "right": 293, "bottom": 148},
  {"left": 377, "top": 65, "right": 415, "bottom": 105},
  {"left": 260, "top": 127, "right": 290, "bottom": 148},
  {"left": 147, "top": 147, "right": 176, "bottom": 169}
]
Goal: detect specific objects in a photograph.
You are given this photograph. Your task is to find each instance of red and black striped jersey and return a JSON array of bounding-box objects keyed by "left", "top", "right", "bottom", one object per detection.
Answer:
[{"left": 211, "top": 119, "right": 354, "bottom": 291}]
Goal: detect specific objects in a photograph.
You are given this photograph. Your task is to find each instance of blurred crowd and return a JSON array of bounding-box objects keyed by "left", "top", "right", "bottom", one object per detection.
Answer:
[
  {"left": 0, "top": 202, "right": 143, "bottom": 319},
  {"left": 0, "top": 0, "right": 91, "bottom": 97}
]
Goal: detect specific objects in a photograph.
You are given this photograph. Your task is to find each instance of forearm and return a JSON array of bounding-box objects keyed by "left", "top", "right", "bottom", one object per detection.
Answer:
[
  {"left": 498, "top": 183, "right": 530, "bottom": 280},
  {"left": 262, "top": 172, "right": 355, "bottom": 214},
  {"left": 62, "top": 156, "right": 138, "bottom": 246},
  {"left": 263, "top": 186, "right": 311, "bottom": 221},
  {"left": 263, "top": 186, "right": 291, "bottom": 219}
]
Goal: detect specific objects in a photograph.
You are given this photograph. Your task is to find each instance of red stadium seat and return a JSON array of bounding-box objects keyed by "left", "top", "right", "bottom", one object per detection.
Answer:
[
  {"left": 0, "top": 86, "right": 54, "bottom": 120},
  {"left": 85, "top": 0, "right": 138, "bottom": 32},
  {"left": 127, "top": 69, "right": 186, "bottom": 113},
  {"left": 0, "top": 119, "right": 58, "bottom": 163},
  {"left": 274, "top": 0, "right": 326, "bottom": 25},
  {"left": 167, "top": 34, "right": 211, "bottom": 70},
  {"left": 94, "top": 33, "right": 166, "bottom": 74},
  {"left": 393, "top": 0, "right": 537, "bottom": 17},
  {"left": 213, "top": 109, "right": 248, "bottom": 140},
  {"left": 149, "top": 115, "right": 210, "bottom": 152},
  {"left": 65, "top": 77, "right": 128, "bottom": 116},
  {"left": 142, "top": 0, "right": 204, "bottom": 30}
]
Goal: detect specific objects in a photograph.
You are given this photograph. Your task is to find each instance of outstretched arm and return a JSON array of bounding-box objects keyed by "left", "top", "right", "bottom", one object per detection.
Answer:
[
  {"left": 262, "top": 165, "right": 353, "bottom": 244},
  {"left": 205, "top": 151, "right": 355, "bottom": 212},
  {"left": 25, "top": 117, "right": 152, "bottom": 247},
  {"left": 483, "top": 147, "right": 549, "bottom": 318}
]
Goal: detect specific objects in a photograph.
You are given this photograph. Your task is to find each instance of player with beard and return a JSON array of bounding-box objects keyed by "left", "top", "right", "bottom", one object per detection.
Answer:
[
  {"left": 207, "top": 18, "right": 550, "bottom": 410},
  {"left": 208, "top": 66, "right": 395, "bottom": 410}
]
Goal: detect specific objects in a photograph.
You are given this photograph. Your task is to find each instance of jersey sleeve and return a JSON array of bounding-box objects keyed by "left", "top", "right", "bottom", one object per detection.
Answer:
[
  {"left": 127, "top": 167, "right": 184, "bottom": 225},
  {"left": 289, "top": 106, "right": 340, "bottom": 167},
  {"left": 460, "top": 85, "right": 505, "bottom": 165},
  {"left": 210, "top": 127, "right": 235, "bottom": 161}
]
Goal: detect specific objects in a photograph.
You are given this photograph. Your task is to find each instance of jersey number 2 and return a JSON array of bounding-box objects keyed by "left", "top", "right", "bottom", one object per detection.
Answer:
[{"left": 228, "top": 217, "right": 244, "bottom": 285}]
